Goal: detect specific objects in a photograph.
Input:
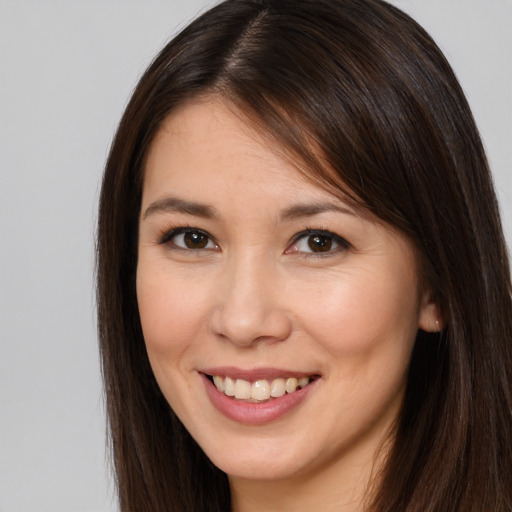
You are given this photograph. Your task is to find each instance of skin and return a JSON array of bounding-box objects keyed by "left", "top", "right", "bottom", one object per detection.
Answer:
[{"left": 136, "top": 97, "right": 440, "bottom": 511}]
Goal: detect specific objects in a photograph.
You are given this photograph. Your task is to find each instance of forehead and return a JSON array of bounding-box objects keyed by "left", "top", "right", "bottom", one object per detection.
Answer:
[
  {"left": 143, "top": 96, "right": 369, "bottom": 220},
  {"left": 144, "top": 97, "right": 327, "bottom": 201},
  {"left": 146, "top": 97, "right": 286, "bottom": 170}
]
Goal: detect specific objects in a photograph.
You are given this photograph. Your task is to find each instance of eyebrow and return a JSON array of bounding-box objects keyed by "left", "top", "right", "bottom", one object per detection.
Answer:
[
  {"left": 143, "top": 197, "right": 217, "bottom": 219},
  {"left": 142, "top": 196, "right": 358, "bottom": 222},
  {"left": 280, "top": 202, "right": 358, "bottom": 221}
]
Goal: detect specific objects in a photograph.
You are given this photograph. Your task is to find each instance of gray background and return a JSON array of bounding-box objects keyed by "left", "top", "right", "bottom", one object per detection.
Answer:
[{"left": 0, "top": 1, "right": 510, "bottom": 511}]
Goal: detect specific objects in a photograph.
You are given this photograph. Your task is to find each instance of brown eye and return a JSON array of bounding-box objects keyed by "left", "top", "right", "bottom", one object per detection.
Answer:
[
  {"left": 287, "top": 229, "right": 350, "bottom": 255},
  {"left": 307, "top": 234, "right": 332, "bottom": 252},
  {"left": 183, "top": 231, "right": 209, "bottom": 249},
  {"left": 162, "top": 228, "right": 217, "bottom": 250}
]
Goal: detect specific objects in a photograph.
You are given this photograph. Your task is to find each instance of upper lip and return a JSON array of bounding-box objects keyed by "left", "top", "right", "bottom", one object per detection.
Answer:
[{"left": 199, "top": 366, "right": 320, "bottom": 381}]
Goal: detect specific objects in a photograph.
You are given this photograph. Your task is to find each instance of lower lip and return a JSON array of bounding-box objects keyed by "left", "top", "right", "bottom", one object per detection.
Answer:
[{"left": 201, "top": 374, "right": 317, "bottom": 425}]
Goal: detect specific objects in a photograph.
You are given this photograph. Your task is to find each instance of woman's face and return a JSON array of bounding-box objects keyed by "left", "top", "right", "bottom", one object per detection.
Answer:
[{"left": 137, "top": 97, "right": 437, "bottom": 485}]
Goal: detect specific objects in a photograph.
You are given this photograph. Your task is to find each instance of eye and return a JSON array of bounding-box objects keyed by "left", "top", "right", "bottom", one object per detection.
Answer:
[
  {"left": 287, "top": 229, "right": 350, "bottom": 255},
  {"left": 161, "top": 228, "right": 218, "bottom": 250}
]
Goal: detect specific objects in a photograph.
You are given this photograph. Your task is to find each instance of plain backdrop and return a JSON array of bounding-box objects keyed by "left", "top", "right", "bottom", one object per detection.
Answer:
[{"left": 0, "top": 1, "right": 510, "bottom": 511}]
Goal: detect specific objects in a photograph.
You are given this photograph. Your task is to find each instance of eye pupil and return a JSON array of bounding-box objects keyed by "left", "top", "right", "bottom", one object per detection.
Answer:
[
  {"left": 184, "top": 231, "right": 208, "bottom": 249},
  {"left": 308, "top": 235, "right": 332, "bottom": 252}
]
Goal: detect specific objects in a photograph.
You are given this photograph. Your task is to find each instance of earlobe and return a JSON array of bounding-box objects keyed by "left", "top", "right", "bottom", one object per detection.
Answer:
[{"left": 418, "top": 291, "right": 444, "bottom": 333}]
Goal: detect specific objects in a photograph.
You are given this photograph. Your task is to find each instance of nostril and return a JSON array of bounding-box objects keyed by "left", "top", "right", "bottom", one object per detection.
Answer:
[{"left": 209, "top": 304, "right": 293, "bottom": 348}]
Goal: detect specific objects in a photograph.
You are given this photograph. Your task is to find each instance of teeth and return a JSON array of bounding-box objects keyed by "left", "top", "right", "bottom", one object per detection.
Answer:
[
  {"left": 252, "top": 380, "right": 271, "bottom": 401},
  {"left": 213, "top": 375, "right": 224, "bottom": 392},
  {"left": 234, "top": 379, "right": 252, "bottom": 399},
  {"left": 212, "top": 375, "right": 313, "bottom": 401},
  {"left": 270, "top": 378, "right": 285, "bottom": 398},
  {"left": 224, "top": 376, "right": 235, "bottom": 396},
  {"left": 285, "top": 377, "right": 299, "bottom": 393},
  {"left": 298, "top": 377, "right": 309, "bottom": 388}
]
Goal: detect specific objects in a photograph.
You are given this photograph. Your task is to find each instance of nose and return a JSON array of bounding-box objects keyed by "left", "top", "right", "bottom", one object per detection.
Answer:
[{"left": 209, "top": 255, "right": 293, "bottom": 347}]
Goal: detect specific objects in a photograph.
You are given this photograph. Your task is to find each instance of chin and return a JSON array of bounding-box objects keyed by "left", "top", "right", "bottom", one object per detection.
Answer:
[{"left": 208, "top": 447, "right": 306, "bottom": 482}]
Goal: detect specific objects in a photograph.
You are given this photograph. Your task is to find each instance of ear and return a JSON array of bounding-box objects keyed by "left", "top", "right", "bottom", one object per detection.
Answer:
[{"left": 418, "top": 289, "right": 444, "bottom": 333}]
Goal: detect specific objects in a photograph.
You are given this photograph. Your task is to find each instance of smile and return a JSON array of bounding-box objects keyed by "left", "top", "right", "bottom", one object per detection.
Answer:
[
  {"left": 200, "top": 369, "right": 320, "bottom": 424},
  {"left": 211, "top": 375, "right": 314, "bottom": 402}
]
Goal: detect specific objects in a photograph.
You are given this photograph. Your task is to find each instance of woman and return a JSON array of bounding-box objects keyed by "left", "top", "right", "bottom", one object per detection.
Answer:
[{"left": 97, "top": 0, "right": 512, "bottom": 510}]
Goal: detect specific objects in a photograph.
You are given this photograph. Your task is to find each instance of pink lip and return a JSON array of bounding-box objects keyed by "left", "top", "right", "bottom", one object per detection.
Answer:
[{"left": 200, "top": 371, "right": 319, "bottom": 425}]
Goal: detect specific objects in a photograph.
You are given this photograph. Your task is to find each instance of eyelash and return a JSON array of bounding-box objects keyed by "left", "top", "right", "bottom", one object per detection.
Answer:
[
  {"left": 158, "top": 226, "right": 218, "bottom": 250},
  {"left": 157, "top": 226, "right": 351, "bottom": 256},
  {"left": 287, "top": 228, "right": 351, "bottom": 256}
]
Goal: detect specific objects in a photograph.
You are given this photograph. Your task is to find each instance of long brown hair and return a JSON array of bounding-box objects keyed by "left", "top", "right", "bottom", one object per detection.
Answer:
[{"left": 97, "top": 0, "right": 512, "bottom": 510}]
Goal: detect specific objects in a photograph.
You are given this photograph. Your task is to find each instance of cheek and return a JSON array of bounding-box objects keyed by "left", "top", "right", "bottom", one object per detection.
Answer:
[
  {"left": 292, "top": 267, "right": 421, "bottom": 356},
  {"left": 136, "top": 266, "right": 210, "bottom": 357}
]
